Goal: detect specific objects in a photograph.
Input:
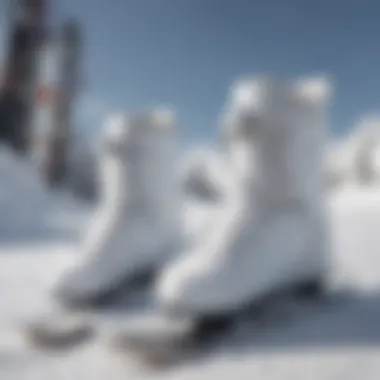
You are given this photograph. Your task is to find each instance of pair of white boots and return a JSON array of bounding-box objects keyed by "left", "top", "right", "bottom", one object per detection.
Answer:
[{"left": 54, "top": 74, "right": 331, "bottom": 318}]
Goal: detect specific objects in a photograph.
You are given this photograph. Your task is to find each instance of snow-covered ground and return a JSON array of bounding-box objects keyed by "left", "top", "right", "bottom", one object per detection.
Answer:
[{"left": 0, "top": 150, "right": 380, "bottom": 379}]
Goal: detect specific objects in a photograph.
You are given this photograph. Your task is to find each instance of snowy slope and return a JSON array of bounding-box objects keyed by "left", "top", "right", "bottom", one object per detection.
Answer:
[
  {"left": 0, "top": 149, "right": 379, "bottom": 379},
  {"left": 0, "top": 148, "right": 90, "bottom": 244}
]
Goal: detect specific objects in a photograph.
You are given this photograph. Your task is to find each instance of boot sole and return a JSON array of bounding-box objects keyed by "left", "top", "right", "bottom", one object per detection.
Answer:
[
  {"left": 110, "top": 277, "right": 325, "bottom": 366},
  {"left": 188, "top": 277, "right": 325, "bottom": 343},
  {"left": 58, "top": 268, "right": 155, "bottom": 309},
  {"left": 26, "top": 269, "right": 156, "bottom": 350}
]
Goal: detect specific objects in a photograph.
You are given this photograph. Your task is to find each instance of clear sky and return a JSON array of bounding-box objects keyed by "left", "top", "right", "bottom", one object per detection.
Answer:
[{"left": 3, "top": 0, "right": 380, "bottom": 146}]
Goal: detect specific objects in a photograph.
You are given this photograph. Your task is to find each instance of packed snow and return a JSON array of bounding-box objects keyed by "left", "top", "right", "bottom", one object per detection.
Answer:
[{"left": 0, "top": 139, "right": 380, "bottom": 379}]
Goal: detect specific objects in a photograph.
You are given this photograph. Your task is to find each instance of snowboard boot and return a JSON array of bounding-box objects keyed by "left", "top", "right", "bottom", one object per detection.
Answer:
[
  {"left": 180, "top": 107, "right": 263, "bottom": 245},
  {"left": 52, "top": 109, "right": 181, "bottom": 307},
  {"left": 156, "top": 75, "right": 332, "bottom": 321}
]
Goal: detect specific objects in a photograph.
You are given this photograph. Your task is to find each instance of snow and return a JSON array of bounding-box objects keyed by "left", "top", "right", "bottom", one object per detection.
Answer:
[
  {"left": 0, "top": 148, "right": 90, "bottom": 245},
  {"left": 326, "top": 116, "right": 380, "bottom": 187},
  {"left": 0, "top": 149, "right": 380, "bottom": 379}
]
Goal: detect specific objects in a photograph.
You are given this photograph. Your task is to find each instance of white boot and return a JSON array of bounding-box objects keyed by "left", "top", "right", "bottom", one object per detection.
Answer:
[
  {"left": 53, "top": 109, "right": 181, "bottom": 305},
  {"left": 156, "top": 75, "right": 332, "bottom": 317},
  {"left": 180, "top": 114, "right": 262, "bottom": 243}
]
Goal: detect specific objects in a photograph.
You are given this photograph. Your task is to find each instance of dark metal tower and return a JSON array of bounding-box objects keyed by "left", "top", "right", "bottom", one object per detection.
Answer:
[
  {"left": 0, "top": 0, "right": 47, "bottom": 153},
  {"left": 45, "top": 20, "right": 81, "bottom": 186}
]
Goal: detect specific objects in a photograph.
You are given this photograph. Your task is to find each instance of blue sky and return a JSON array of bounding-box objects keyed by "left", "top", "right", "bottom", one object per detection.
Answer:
[{"left": 3, "top": 0, "right": 380, "bottom": 146}]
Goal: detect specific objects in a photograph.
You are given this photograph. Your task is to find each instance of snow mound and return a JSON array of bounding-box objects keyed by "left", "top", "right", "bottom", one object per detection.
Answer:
[
  {"left": 327, "top": 116, "right": 380, "bottom": 188},
  {"left": 0, "top": 148, "right": 89, "bottom": 244}
]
